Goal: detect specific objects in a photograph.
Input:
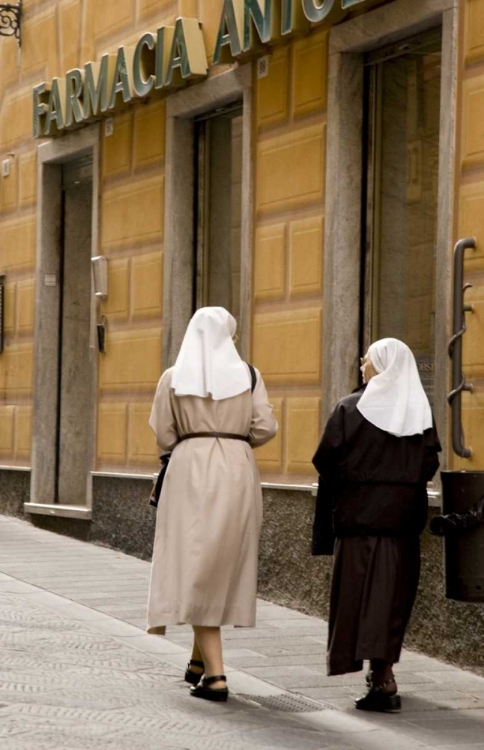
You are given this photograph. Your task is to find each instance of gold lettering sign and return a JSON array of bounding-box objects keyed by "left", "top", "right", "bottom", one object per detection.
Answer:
[
  {"left": 165, "top": 18, "right": 210, "bottom": 88},
  {"left": 33, "top": 20, "right": 208, "bottom": 138},
  {"left": 133, "top": 32, "right": 156, "bottom": 98},
  {"left": 214, "top": 0, "right": 392, "bottom": 63},
  {"left": 281, "top": 0, "right": 310, "bottom": 35},
  {"left": 44, "top": 78, "right": 67, "bottom": 136},
  {"left": 33, "top": 1, "right": 392, "bottom": 137},
  {"left": 213, "top": 0, "right": 244, "bottom": 64}
]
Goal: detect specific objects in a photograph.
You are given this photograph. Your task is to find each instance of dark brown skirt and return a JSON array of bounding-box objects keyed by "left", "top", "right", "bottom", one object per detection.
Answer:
[{"left": 327, "top": 536, "right": 420, "bottom": 676}]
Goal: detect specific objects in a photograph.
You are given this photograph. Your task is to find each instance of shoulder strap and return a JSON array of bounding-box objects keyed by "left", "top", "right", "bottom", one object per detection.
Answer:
[{"left": 247, "top": 363, "right": 257, "bottom": 393}]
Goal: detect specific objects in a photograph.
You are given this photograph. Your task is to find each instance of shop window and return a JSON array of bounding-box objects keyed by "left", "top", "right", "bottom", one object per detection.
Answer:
[
  {"left": 194, "top": 104, "right": 243, "bottom": 326},
  {"left": 362, "top": 29, "right": 442, "bottom": 403}
]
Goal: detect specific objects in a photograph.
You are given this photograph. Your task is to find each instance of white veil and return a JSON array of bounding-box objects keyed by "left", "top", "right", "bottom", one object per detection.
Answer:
[
  {"left": 357, "top": 338, "right": 432, "bottom": 437},
  {"left": 171, "top": 307, "right": 251, "bottom": 401}
]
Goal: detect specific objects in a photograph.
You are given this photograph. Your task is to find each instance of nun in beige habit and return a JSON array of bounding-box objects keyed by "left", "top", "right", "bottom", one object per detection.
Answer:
[{"left": 147, "top": 307, "right": 277, "bottom": 701}]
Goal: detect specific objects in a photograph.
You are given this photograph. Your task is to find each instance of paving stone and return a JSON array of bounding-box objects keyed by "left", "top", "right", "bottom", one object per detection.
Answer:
[
  {"left": 126, "top": 618, "right": 149, "bottom": 628},
  {"left": 222, "top": 627, "right": 327, "bottom": 640},
  {"left": 394, "top": 658, "right": 457, "bottom": 673},
  {"left": 218, "top": 648, "right": 263, "bottom": 659},
  {"left": 261, "top": 618, "right": 324, "bottom": 630},
  {"left": 294, "top": 686, "right": 358, "bottom": 700},
  {"left": 244, "top": 665, "right": 323, "bottom": 687},
  {"left": 218, "top": 637, "right": 326, "bottom": 655},
  {"left": 91, "top": 606, "right": 147, "bottom": 617},
  {"left": 226, "top": 654, "right": 326, "bottom": 668},
  {"left": 113, "top": 634, "right": 186, "bottom": 655}
]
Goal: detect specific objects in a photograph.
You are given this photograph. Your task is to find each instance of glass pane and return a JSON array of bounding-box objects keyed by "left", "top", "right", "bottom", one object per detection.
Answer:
[
  {"left": 195, "top": 110, "right": 243, "bottom": 330},
  {"left": 373, "top": 47, "right": 441, "bottom": 402},
  {"left": 229, "top": 115, "right": 243, "bottom": 323}
]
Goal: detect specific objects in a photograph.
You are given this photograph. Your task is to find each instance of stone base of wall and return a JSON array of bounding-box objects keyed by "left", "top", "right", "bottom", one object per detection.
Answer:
[
  {"left": 0, "top": 470, "right": 31, "bottom": 518},
  {"left": 2, "top": 471, "right": 484, "bottom": 675},
  {"left": 0, "top": 470, "right": 155, "bottom": 560},
  {"left": 258, "top": 488, "right": 333, "bottom": 619}
]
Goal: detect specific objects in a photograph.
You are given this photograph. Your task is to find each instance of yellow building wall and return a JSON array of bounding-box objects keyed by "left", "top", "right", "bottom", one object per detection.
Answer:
[
  {"left": 91, "top": 0, "right": 229, "bottom": 472},
  {"left": 96, "top": 102, "right": 165, "bottom": 472},
  {"left": 0, "top": 0, "right": 225, "bottom": 471},
  {"left": 454, "top": 0, "right": 484, "bottom": 469},
  {"left": 252, "top": 30, "right": 327, "bottom": 484},
  {"left": 0, "top": 5, "right": 39, "bottom": 466}
]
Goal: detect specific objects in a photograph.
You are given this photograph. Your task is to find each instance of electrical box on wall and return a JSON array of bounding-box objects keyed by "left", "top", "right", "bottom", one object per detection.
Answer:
[{"left": 2, "top": 159, "right": 10, "bottom": 177}]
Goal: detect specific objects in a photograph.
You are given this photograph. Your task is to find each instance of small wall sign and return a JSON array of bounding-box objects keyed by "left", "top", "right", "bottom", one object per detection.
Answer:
[{"left": 257, "top": 56, "right": 270, "bottom": 79}]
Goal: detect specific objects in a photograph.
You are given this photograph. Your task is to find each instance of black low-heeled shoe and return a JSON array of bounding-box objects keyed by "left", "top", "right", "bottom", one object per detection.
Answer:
[
  {"left": 184, "top": 659, "right": 205, "bottom": 685},
  {"left": 355, "top": 678, "right": 401, "bottom": 713},
  {"left": 190, "top": 674, "right": 229, "bottom": 702}
]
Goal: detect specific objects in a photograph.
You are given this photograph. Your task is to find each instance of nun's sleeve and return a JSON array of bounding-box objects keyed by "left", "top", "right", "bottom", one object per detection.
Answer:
[
  {"left": 249, "top": 369, "right": 278, "bottom": 447},
  {"left": 312, "top": 404, "right": 345, "bottom": 481},
  {"left": 311, "top": 404, "right": 345, "bottom": 556},
  {"left": 149, "top": 370, "right": 179, "bottom": 453},
  {"left": 423, "top": 416, "right": 442, "bottom": 482}
]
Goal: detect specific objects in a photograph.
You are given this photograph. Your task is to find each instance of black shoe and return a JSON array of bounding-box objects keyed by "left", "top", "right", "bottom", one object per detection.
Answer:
[
  {"left": 190, "top": 674, "right": 229, "bottom": 702},
  {"left": 184, "top": 659, "right": 204, "bottom": 685},
  {"left": 355, "top": 688, "right": 401, "bottom": 713}
]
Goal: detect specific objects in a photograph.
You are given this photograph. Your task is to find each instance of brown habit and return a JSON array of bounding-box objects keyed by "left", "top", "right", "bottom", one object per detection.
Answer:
[
  {"left": 312, "top": 386, "right": 441, "bottom": 676},
  {"left": 147, "top": 367, "right": 277, "bottom": 634}
]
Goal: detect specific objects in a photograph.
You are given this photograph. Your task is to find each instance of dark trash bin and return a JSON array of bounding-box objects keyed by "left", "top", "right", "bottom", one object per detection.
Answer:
[{"left": 440, "top": 470, "right": 484, "bottom": 602}]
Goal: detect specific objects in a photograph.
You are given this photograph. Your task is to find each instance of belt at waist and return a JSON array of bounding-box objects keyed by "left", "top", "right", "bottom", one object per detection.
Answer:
[{"left": 178, "top": 431, "right": 250, "bottom": 443}]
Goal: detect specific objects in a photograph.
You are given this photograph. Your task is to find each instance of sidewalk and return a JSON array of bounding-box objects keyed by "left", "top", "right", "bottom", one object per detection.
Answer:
[{"left": 1, "top": 517, "right": 484, "bottom": 749}]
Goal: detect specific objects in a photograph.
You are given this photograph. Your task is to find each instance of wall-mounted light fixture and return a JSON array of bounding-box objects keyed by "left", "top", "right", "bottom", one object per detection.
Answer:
[
  {"left": 0, "top": 273, "right": 5, "bottom": 354},
  {"left": 91, "top": 255, "right": 108, "bottom": 300},
  {"left": 0, "top": 1, "right": 22, "bottom": 47}
]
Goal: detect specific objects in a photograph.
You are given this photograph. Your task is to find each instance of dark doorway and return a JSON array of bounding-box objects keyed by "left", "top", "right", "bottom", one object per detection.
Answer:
[
  {"left": 194, "top": 103, "right": 243, "bottom": 330},
  {"left": 55, "top": 157, "right": 93, "bottom": 504},
  {"left": 362, "top": 29, "right": 442, "bottom": 403}
]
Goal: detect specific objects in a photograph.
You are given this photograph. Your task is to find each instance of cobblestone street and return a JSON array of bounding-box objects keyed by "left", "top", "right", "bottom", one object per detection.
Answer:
[{"left": 1, "top": 517, "right": 484, "bottom": 749}]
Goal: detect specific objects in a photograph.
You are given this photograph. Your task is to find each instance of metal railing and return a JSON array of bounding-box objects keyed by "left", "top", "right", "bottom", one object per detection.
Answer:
[{"left": 447, "top": 237, "right": 476, "bottom": 458}]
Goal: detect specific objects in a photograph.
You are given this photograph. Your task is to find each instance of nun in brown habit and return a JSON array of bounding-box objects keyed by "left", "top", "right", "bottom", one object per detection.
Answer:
[{"left": 312, "top": 338, "right": 441, "bottom": 713}]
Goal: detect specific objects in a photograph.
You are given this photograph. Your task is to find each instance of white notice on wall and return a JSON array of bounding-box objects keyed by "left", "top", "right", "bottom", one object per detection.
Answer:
[
  {"left": 257, "top": 56, "right": 269, "bottom": 79},
  {"left": 44, "top": 274, "right": 56, "bottom": 287}
]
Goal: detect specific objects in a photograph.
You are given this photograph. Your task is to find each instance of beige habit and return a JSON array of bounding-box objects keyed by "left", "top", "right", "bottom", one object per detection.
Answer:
[{"left": 147, "top": 366, "right": 277, "bottom": 634}]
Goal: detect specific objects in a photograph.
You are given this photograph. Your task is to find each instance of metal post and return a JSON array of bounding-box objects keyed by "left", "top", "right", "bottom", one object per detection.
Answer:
[{"left": 447, "top": 237, "right": 476, "bottom": 458}]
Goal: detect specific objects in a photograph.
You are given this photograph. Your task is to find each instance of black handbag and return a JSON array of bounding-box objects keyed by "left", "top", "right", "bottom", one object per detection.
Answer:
[
  {"left": 149, "top": 454, "right": 170, "bottom": 508},
  {"left": 149, "top": 363, "right": 257, "bottom": 509}
]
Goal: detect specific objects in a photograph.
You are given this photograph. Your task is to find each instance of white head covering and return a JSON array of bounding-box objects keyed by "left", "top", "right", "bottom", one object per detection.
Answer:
[
  {"left": 356, "top": 338, "right": 432, "bottom": 437},
  {"left": 171, "top": 307, "right": 251, "bottom": 400}
]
